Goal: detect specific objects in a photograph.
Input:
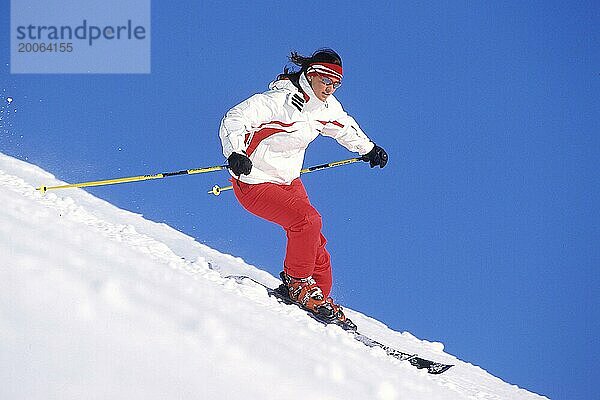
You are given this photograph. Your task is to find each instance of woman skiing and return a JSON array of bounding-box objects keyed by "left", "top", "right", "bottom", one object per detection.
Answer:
[{"left": 219, "top": 48, "right": 387, "bottom": 325}]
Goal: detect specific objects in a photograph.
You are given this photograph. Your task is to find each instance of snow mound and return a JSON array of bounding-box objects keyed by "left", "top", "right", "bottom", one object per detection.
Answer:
[{"left": 0, "top": 153, "right": 548, "bottom": 400}]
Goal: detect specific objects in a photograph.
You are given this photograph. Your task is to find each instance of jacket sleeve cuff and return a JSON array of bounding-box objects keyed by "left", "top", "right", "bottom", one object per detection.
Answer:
[{"left": 359, "top": 141, "right": 375, "bottom": 156}]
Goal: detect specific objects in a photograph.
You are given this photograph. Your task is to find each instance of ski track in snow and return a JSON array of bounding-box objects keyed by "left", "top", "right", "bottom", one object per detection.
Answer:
[{"left": 0, "top": 153, "right": 549, "bottom": 400}]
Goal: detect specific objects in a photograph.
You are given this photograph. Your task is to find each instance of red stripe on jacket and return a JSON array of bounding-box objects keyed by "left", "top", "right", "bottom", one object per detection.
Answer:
[
  {"left": 318, "top": 120, "right": 345, "bottom": 128},
  {"left": 245, "top": 121, "right": 298, "bottom": 156}
]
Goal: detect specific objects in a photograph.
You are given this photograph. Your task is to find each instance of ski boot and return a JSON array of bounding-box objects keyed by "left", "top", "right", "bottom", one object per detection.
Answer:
[
  {"left": 279, "top": 272, "right": 356, "bottom": 330},
  {"left": 316, "top": 297, "right": 356, "bottom": 331},
  {"left": 279, "top": 271, "right": 325, "bottom": 312}
]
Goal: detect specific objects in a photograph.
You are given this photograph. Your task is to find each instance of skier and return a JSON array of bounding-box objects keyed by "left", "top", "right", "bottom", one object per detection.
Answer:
[{"left": 219, "top": 48, "right": 387, "bottom": 325}]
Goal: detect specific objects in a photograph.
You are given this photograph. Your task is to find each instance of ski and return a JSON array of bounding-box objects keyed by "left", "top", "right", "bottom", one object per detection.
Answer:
[{"left": 225, "top": 275, "right": 453, "bottom": 375}]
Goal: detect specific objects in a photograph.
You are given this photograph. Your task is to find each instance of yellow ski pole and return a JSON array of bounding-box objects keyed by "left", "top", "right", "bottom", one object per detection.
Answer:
[
  {"left": 208, "top": 157, "right": 364, "bottom": 196},
  {"left": 37, "top": 164, "right": 228, "bottom": 193}
]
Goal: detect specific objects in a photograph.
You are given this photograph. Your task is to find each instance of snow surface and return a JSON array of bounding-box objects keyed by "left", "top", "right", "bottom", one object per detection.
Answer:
[{"left": 0, "top": 152, "right": 548, "bottom": 400}]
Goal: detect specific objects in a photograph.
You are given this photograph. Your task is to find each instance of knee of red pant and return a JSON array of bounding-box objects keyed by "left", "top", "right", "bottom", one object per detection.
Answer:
[{"left": 288, "top": 209, "right": 322, "bottom": 233}]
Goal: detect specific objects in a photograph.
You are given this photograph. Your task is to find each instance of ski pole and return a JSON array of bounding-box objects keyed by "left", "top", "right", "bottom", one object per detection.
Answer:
[
  {"left": 37, "top": 164, "right": 228, "bottom": 193},
  {"left": 208, "top": 157, "right": 364, "bottom": 196}
]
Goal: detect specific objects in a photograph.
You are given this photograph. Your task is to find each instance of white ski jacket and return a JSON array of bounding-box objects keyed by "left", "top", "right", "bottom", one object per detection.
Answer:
[{"left": 219, "top": 73, "right": 375, "bottom": 185}]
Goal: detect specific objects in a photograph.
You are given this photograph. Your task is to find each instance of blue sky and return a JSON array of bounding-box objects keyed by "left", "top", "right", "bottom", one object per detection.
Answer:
[{"left": 2, "top": 1, "right": 599, "bottom": 399}]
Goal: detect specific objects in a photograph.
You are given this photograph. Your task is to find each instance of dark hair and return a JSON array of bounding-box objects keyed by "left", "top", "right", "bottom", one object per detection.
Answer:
[{"left": 277, "top": 48, "right": 342, "bottom": 88}]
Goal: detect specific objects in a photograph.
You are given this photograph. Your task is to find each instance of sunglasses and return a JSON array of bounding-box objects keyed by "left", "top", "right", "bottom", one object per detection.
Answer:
[{"left": 317, "top": 74, "right": 342, "bottom": 89}]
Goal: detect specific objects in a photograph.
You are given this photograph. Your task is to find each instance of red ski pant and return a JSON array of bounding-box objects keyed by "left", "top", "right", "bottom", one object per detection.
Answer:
[{"left": 232, "top": 178, "right": 332, "bottom": 297}]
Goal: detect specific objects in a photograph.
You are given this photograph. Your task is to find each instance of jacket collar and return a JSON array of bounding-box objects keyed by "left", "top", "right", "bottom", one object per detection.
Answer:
[
  {"left": 269, "top": 74, "right": 328, "bottom": 113},
  {"left": 298, "top": 72, "right": 327, "bottom": 112}
]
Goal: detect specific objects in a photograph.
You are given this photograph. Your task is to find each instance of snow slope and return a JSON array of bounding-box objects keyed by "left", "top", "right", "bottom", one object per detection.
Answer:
[{"left": 0, "top": 152, "right": 548, "bottom": 400}]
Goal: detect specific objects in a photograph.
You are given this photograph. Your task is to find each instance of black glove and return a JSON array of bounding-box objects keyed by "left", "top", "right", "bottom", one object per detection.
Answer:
[
  {"left": 362, "top": 144, "right": 388, "bottom": 168},
  {"left": 227, "top": 152, "right": 252, "bottom": 176}
]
